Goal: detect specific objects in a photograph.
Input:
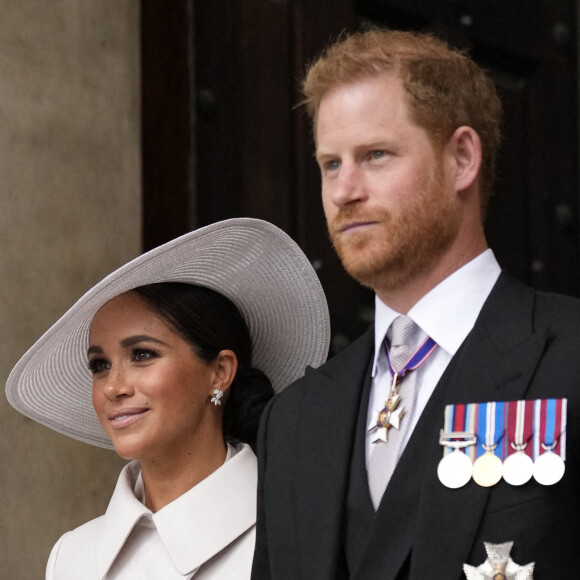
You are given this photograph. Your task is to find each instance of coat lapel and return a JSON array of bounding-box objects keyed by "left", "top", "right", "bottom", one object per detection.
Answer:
[{"left": 293, "top": 328, "right": 374, "bottom": 580}]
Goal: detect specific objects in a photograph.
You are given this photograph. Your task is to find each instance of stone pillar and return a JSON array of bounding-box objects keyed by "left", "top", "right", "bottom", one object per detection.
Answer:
[{"left": 0, "top": 1, "right": 140, "bottom": 576}]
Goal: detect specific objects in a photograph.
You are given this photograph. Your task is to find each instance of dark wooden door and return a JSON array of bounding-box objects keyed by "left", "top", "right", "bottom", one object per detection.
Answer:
[{"left": 141, "top": 0, "right": 579, "bottom": 354}]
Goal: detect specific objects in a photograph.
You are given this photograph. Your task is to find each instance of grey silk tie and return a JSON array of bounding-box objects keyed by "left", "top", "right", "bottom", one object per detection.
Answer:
[{"left": 368, "top": 315, "right": 420, "bottom": 510}]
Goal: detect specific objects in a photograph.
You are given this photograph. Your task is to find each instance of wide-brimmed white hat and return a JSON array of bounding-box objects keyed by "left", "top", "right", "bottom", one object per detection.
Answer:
[{"left": 6, "top": 218, "right": 330, "bottom": 449}]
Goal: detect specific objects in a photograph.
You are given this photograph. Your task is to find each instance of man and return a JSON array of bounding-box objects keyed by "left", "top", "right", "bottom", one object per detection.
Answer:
[{"left": 252, "top": 29, "right": 579, "bottom": 580}]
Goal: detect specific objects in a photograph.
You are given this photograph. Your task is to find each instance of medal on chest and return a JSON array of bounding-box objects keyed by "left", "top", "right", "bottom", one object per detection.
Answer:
[
  {"left": 437, "top": 430, "right": 476, "bottom": 489},
  {"left": 368, "top": 336, "right": 437, "bottom": 444},
  {"left": 502, "top": 400, "right": 534, "bottom": 486},
  {"left": 472, "top": 401, "right": 505, "bottom": 487},
  {"left": 532, "top": 398, "right": 567, "bottom": 485},
  {"left": 368, "top": 373, "right": 405, "bottom": 443},
  {"left": 438, "top": 398, "right": 567, "bottom": 489},
  {"left": 463, "top": 541, "right": 535, "bottom": 579}
]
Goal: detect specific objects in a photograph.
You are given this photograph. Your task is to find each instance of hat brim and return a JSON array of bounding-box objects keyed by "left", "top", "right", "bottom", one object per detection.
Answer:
[{"left": 6, "top": 218, "right": 330, "bottom": 449}]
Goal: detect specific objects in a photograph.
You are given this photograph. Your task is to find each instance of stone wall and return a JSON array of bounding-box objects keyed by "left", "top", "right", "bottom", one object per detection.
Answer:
[{"left": 0, "top": 1, "right": 140, "bottom": 576}]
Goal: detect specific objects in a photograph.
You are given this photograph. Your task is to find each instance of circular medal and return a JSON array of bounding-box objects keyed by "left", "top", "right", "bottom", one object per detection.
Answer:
[
  {"left": 437, "top": 449, "right": 473, "bottom": 489},
  {"left": 472, "top": 451, "right": 503, "bottom": 487},
  {"left": 533, "top": 450, "right": 565, "bottom": 485},
  {"left": 502, "top": 451, "right": 534, "bottom": 486}
]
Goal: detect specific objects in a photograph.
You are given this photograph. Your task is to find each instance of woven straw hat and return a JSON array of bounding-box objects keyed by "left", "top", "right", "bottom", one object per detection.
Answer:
[{"left": 6, "top": 218, "right": 330, "bottom": 449}]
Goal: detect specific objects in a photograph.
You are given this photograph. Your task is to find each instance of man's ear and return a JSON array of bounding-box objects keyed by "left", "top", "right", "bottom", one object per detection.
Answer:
[{"left": 448, "top": 125, "right": 482, "bottom": 192}]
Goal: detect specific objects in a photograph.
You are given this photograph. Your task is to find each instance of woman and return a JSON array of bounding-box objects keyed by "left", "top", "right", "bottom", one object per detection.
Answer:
[{"left": 6, "top": 218, "right": 329, "bottom": 579}]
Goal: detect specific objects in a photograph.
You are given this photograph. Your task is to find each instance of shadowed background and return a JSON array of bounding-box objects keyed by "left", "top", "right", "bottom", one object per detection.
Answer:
[{"left": 1, "top": 1, "right": 578, "bottom": 577}]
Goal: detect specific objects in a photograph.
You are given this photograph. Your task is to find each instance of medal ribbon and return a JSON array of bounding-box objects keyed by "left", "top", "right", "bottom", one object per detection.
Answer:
[
  {"left": 442, "top": 403, "right": 477, "bottom": 460},
  {"left": 476, "top": 401, "right": 505, "bottom": 459},
  {"left": 506, "top": 399, "right": 534, "bottom": 459},
  {"left": 443, "top": 398, "right": 567, "bottom": 464},
  {"left": 372, "top": 333, "right": 437, "bottom": 438},
  {"left": 384, "top": 336, "right": 437, "bottom": 381},
  {"left": 534, "top": 398, "right": 567, "bottom": 460}
]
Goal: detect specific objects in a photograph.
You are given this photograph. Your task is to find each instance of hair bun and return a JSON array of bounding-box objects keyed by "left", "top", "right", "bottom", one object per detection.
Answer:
[{"left": 223, "top": 366, "right": 274, "bottom": 450}]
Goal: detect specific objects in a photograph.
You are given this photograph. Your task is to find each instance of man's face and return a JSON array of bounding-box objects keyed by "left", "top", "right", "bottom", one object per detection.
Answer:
[{"left": 316, "top": 73, "right": 461, "bottom": 294}]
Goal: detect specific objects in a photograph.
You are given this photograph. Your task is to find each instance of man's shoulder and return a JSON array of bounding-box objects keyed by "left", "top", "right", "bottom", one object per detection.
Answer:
[
  {"left": 535, "top": 287, "right": 580, "bottom": 312},
  {"left": 491, "top": 271, "right": 580, "bottom": 327},
  {"left": 531, "top": 286, "right": 580, "bottom": 334},
  {"left": 274, "top": 327, "right": 374, "bottom": 404}
]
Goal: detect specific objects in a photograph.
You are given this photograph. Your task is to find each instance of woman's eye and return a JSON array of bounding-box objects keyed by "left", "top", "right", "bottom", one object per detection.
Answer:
[
  {"left": 132, "top": 348, "right": 158, "bottom": 363},
  {"left": 88, "top": 358, "right": 109, "bottom": 375}
]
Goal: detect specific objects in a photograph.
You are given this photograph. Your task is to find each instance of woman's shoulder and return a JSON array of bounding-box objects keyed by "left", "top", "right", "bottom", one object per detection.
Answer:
[
  {"left": 45, "top": 462, "right": 137, "bottom": 579},
  {"left": 46, "top": 515, "right": 105, "bottom": 579}
]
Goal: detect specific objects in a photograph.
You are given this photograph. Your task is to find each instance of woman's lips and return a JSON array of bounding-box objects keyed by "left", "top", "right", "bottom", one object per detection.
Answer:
[{"left": 108, "top": 408, "right": 149, "bottom": 429}]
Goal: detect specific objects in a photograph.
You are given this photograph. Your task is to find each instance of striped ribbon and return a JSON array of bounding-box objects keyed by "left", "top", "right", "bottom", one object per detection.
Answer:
[
  {"left": 384, "top": 336, "right": 437, "bottom": 382},
  {"left": 442, "top": 398, "right": 567, "bottom": 463}
]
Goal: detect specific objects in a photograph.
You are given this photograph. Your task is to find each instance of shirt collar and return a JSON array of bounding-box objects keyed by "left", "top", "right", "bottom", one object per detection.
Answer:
[
  {"left": 372, "top": 249, "right": 501, "bottom": 375},
  {"left": 96, "top": 443, "right": 257, "bottom": 577}
]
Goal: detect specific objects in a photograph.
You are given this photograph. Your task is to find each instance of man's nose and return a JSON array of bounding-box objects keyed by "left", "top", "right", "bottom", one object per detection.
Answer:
[{"left": 327, "top": 163, "right": 368, "bottom": 207}]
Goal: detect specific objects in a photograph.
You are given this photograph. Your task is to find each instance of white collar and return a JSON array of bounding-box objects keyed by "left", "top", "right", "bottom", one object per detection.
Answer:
[
  {"left": 372, "top": 250, "right": 501, "bottom": 375},
  {"left": 95, "top": 443, "right": 257, "bottom": 578}
]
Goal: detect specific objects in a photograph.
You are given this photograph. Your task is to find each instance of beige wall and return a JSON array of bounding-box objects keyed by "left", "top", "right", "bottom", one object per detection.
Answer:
[{"left": 0, "top": 1, "right": 140, "bottom": 576}]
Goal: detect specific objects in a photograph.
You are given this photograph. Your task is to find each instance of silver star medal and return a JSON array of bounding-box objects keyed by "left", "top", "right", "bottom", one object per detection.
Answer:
[
  {"left": 368, "top": 391, "right": 405, "bottom": 443},
  {"left": 463, "top": 541, "right": 534, "bottom": 579}
]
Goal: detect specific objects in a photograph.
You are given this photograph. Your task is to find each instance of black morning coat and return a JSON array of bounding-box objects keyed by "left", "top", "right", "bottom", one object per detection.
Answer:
[{"left": 251, "top": 272, "right": 580, "bottom": 580}]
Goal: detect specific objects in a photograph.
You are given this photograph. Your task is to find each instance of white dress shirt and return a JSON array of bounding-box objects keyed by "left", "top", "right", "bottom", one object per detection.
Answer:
[
  {"left": 46, "top": 443, "right": 257, "bottom": 579},
  {"left": 366, "top": 250, "right": 501, "bottom": 468}
]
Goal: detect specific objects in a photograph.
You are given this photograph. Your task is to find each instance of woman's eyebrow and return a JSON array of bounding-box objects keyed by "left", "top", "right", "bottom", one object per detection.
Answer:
[{"left": 87, "top": 334, "right": 167, "bottom": 357}]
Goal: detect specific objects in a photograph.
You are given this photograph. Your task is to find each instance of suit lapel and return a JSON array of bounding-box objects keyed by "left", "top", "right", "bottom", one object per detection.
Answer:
[{"left": 293, "top": 328, "right": 374, "bottom": 580}]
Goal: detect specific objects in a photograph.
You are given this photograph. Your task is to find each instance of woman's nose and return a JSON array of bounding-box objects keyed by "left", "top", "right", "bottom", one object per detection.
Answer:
[{"left": 103, "top": 369, "right": 133, "bottom": 400}]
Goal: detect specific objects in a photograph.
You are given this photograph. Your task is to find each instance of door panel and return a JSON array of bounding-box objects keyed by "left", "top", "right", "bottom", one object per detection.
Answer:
[{"left": 142, "top": 0, "right": 579, "bottom": 355}]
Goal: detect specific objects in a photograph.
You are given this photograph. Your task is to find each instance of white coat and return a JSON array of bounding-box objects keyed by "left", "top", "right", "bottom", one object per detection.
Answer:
[{"left": 46, "top": 443, "right": 257, "bottom": 579}]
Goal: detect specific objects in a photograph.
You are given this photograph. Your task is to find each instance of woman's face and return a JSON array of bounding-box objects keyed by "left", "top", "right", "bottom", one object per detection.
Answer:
[{"left": 89, "top": 291, "right": 224, "bottom": 463}]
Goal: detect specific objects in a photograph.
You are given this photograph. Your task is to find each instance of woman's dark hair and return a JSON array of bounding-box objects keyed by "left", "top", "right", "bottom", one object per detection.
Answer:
[{"left": 133, "top": 282, "right": 274, "bottom": 449}]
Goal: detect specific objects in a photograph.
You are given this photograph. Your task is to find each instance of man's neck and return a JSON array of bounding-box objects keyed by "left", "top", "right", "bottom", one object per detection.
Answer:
[{"left": 375, "top": 241, "right": 488, "bottom": 314}]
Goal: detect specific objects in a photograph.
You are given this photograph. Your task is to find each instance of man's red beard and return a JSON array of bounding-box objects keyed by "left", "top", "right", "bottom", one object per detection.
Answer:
[{"left": 327, "top": 167, "right": 460, "bottom": 292}]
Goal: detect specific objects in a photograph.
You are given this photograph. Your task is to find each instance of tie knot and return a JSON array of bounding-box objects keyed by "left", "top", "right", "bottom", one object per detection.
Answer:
[
  {"left": 389, "top": 315, "right": 417, "bottom": 348},
  {"left": 387, "top": 316, "right": 418, "bottom": 372}
]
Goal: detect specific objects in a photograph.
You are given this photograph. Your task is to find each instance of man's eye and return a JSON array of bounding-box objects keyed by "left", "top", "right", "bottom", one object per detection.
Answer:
[
  {"left": 88, "top": 358, "right": 109, "bottom": 374},
  {"left": 371, "top": 150, "right": 386, "bottom": 160},
  {"left": 327, "top": 160, "right": 340, "bottom": 171}
]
